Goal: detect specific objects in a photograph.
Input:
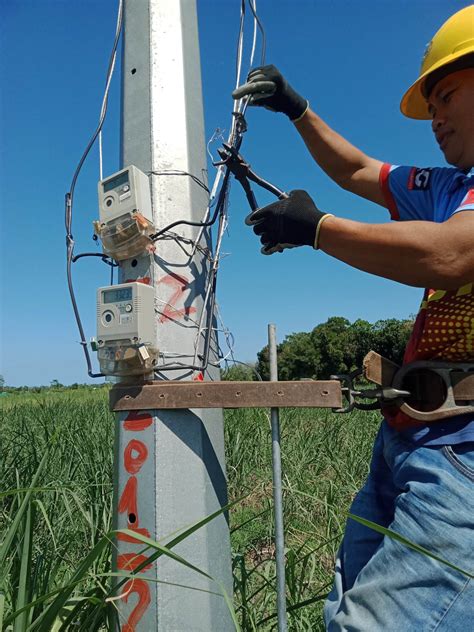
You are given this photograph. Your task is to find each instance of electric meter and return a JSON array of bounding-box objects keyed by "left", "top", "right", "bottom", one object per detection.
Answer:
[
  {"left": 94, "top": 165, "right": 155, "bottom": 260},
  {"left": 94, "top": 282, "right": 158, "bottom": 376}
]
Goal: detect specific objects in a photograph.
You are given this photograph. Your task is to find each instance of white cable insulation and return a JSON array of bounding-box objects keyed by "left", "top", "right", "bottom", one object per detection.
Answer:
[
  {"left": 191, "top": 0, "right": 257, "bottom": 372},
  {"left": 99, "top": 131, "right": 103, "bottom": 181},
  {"left": 98, "top": 0, "right": 122, "bottom": 182},
  {"left": 159, "top": 0, "right": 265, "bottom": 374},
  {"left": 249, "top": 0, "right": 258, "bottom": 67}
]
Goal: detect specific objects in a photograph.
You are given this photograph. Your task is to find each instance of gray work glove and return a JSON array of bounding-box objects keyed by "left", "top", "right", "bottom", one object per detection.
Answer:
[
  {"left": 232, "top": 65, "right": 308, "bottom": 121},
  {"left": 245, "top": 190, "right": 329, "bottom": 255}
]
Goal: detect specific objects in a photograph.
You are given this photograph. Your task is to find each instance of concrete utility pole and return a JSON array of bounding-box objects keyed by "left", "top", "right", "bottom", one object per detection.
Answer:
[{"left": 113, "top": 1, "right": 233, "bottom": 630}]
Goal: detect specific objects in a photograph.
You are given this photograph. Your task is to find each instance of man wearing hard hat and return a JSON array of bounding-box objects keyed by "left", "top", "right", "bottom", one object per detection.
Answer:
[{"left": 234, "top": 5, "right": 474, "bottom": 630}]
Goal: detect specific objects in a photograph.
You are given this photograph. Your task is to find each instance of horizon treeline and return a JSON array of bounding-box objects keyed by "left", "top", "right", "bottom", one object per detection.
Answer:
[
  {"left": 2, "top": 316, "right": 413, "bottom": 389},
  {"left": 223, "top": 316, "right": 413, "bottom": 382}
]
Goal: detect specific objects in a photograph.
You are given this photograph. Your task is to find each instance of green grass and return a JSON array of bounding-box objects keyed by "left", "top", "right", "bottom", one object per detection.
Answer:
[
  {"left": 0, "top": 390, "right": 379, "bottom": 630},
  {"left": 0, "top": 391, "right": 114, "bottom": 631},
  {"left": 226, "top": 406, "right": 378, "bottom": 630}
]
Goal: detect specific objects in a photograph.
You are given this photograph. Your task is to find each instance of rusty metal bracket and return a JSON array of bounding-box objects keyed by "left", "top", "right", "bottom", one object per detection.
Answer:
[{"left": 110, "top": 379, "right": 342, "bottom": 412}]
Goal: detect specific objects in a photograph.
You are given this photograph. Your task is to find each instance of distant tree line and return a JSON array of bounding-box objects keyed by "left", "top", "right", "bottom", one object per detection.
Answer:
[
  {"left": 3, "top": 317, "right": 413, "bottom": 388},
  {"left": 222, "top": 316, "right": 413, "bottom": 382},
  {"left": 1, "top": 380, "right": 110, "bottom": 394}
]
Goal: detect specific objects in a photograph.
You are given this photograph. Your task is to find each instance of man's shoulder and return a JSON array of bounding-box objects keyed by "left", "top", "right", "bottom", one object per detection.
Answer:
[
  {"left": 390, "top": 165, "right": 461, "bottom": 190},
  {"left": 382, "top": 164, "right": 469, "bottom": 221},
  {"left": 388, "top": 165, "right": 468, "bottom": 203}
]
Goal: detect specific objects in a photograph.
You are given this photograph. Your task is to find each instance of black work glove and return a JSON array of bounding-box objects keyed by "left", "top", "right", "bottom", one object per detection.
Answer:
[
  {"left": 245, "top": 190, "right": 329, "bottom": 255},
  {"left": 232, "top": 65, "right": 308, "bottom": 121}
]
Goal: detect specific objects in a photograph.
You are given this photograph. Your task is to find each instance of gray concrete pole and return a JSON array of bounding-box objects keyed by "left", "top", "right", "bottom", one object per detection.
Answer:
[{"left": 113, "top": 1, "right": 233, "bottom": 630}]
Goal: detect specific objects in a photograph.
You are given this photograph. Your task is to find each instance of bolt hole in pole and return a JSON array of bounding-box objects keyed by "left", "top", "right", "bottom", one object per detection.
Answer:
[
  {"left": 268, "top": 323, "right": 288, "bottom": 632},
  {"left": 128, "top": 513, "right": 137, "bottom": 524},
  {"left": 131, "top": 67, "right": 137, "bottom": 75}
]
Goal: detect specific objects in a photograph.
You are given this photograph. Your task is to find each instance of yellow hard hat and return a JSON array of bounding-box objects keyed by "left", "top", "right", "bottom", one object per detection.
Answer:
[{"left": 400, "top": 5, "right": 474, "bottom": 120}]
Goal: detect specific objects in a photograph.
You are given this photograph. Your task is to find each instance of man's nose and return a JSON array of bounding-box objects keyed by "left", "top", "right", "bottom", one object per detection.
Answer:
[{"left": 431, "top": 115, "right": 444, "bottom": 132}]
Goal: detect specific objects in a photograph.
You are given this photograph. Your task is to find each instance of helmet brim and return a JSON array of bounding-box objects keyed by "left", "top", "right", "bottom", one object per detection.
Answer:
[{"left": 400, "top": 48, "right": 474, "bottom": 120}]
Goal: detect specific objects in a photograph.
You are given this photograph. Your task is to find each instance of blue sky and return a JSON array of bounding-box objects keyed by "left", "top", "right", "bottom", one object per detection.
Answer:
[{"left": 1, "top": 0, "right": 468, "bottom": 386}]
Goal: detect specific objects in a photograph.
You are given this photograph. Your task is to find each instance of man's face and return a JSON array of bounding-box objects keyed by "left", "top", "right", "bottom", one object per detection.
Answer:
[{"left": 427, "top": 68, "right": 474, "bottom": 170}]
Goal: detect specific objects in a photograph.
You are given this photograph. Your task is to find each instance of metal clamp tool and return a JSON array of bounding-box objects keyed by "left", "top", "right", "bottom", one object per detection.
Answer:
[
  {"left": 393, "top": 360, "right": 474, "bottom": 422},
  {"left": 331, "top": 367, "right": 410, "bottom": 414},
  {"left": 215, "top": 142, "right": 289, "bottom": 212},
  {"left": 334, "top": 351, "right": 474, "bottom": 422}
]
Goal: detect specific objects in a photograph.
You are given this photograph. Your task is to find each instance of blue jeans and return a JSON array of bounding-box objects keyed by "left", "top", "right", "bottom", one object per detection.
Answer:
[{"left": 324, "top": 421, "right": 474, "bottom": 631}]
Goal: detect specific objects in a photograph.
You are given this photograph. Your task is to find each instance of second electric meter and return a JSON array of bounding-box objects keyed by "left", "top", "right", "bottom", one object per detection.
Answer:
[
  {"left": 94, "top": 165, "right": 155, "bottom": 260},
  {"left": 95, "top": 282, "right": 158, "bottom": 376}
]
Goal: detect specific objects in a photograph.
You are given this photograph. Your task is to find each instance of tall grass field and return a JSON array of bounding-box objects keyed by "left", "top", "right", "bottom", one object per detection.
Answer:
[{"left": 0, "top": 389, "right": 380, "bottom": 630}]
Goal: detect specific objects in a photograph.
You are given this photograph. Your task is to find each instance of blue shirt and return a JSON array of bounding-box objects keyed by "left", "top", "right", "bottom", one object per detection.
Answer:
[{"left": 379, "top": 163, "right": 474, "bottom": 446}]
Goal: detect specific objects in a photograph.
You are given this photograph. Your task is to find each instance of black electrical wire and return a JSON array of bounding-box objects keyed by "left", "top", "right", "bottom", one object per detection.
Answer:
[
  {"left": 152, "top": 178, "right": 232, "bottom": 372},
  {"left": 149, "top": 136, "right": 241, "bottom": 243},
  {"left": 65, "top": 0, "right": 123, "bottom": 378},
  {"left": 151, "top": 0, "right": 265, "bottom": 374},
  {"left": 72, "top": 252, "right": 117, "bottom": 266},
  {"left": 66, "top": 0, "right": 266, "bottom": 379},
  {"left": 149, "top": 199, "right": 220, "bottom": 241},
  {"left": 149, "top": 170, "right": 210, "bottom": 194},
  {"left": 71, "top": 252, "right": 118, "bottom": 287}
]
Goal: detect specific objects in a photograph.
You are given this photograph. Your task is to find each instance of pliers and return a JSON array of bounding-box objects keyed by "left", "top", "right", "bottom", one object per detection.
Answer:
[{"left": 215, "top": 142, "right": 288, "bottom": 212}]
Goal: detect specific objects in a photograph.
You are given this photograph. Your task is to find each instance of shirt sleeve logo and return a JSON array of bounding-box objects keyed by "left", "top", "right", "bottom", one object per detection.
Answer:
[
  {"left": 408, "top": 167, "right": 432, "bottom": 190},
  {"left": 459, "top": 188, "right": 474, "bottom": 209}
]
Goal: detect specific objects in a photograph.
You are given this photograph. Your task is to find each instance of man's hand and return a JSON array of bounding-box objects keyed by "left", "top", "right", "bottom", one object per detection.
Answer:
[
  {"left": 245, "top": 190, "right": 330, "bottom": 255},
  {"left": 232, "top": 65, "right": 308, "bottom": 121}
]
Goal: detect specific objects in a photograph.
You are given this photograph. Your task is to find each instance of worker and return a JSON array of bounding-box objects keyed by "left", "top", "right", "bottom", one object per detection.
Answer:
[{"left": 233, "top": 6, "right": 474, "bottom": 630}]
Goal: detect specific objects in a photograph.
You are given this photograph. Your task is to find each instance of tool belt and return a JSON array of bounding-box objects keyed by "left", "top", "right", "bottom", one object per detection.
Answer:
[{"left": 333, "top": 351, "right": 474, "bottom": 422}]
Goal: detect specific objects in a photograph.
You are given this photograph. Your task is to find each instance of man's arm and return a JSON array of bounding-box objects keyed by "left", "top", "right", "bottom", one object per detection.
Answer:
[
  {"left": 318, "top": 211, "right": 474, "bottom": 289},
  {"left": 294, "top": 109, "right": 385, "bottom": 207},
  {"left": 233, "top": 66, "right": 386, "bottom": 207}
]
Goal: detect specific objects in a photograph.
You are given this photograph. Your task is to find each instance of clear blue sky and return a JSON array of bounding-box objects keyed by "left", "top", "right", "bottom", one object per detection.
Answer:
[{"left": 1, "top": 0, "right": 468, "bottom": 386}]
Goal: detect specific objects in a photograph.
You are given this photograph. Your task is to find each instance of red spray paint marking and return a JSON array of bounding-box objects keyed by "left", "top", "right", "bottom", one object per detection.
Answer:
[
  {"left": 118, "top": 476, "right": 138, "bottom": 526},
  {"left": 117, "top": 553, "right": 153, "bottom": 572},
  {"left": 119, "top": 414, "right": 153, "bottom": 628},
  {"left": 124, "top": 276, "right": 151, "bottom": 285},
  {"left": 124, "top": 440, "right": 148, "bottom": 475},
  {"left": 121, "top": 579, "right": 151, "bottom": 632},
  {"left": 117, "top": 527, "right": 151, "bottom": 543},
  {"left": 157, "top": 273, "right": 197, "bottom": 323},
  {"left": 124, "top": 412, "right": 153, "bottom": 431},
  {"left": 193, "top": 372, "right": 204, "bottom": 381}
]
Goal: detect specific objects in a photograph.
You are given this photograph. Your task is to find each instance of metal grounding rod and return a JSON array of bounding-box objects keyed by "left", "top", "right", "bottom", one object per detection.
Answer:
[{"left": 268, "top": 323, "right": 288, "bottom": 632}]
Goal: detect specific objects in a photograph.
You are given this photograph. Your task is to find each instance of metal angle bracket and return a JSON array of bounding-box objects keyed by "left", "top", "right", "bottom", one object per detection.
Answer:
[{"left": 110, "top": 380, "right": 343, "bottom": 411}]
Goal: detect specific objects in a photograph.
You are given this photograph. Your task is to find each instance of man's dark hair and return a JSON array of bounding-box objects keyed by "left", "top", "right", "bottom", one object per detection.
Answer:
[{"left": 423, "top": 52, "right": 474, "bottom": 98}]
